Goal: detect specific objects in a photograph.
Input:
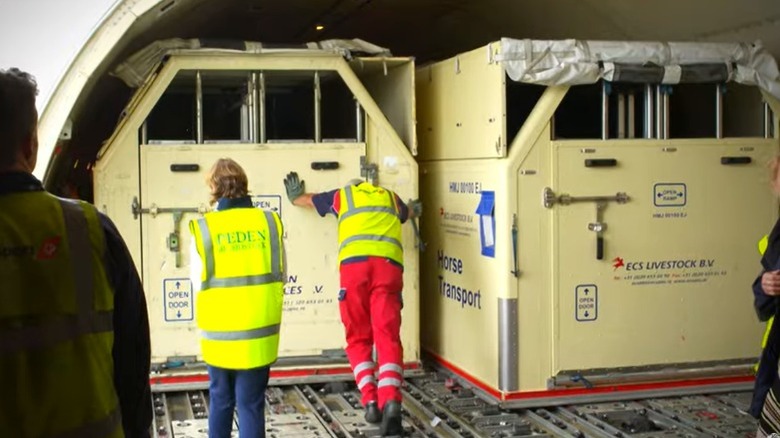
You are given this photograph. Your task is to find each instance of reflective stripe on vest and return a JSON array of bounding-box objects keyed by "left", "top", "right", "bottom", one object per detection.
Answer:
[
  {"left": 339, "top": 234, "right": 403, "bottom": 252},
  {"left": 53, "top": 408, "right": 122, "bottom": 438},
  {"left": 339, "top": 187, "right": 398, "bottom": 223},
  {"left": 0, "top": 199, "right": 113, "bottom": 353},
  {"left": 201, "top": 323, "right": 281, "bottom": 341}
]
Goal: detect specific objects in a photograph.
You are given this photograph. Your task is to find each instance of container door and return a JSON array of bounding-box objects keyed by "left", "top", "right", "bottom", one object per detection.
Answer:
[
  {"left": 138, "top": 69, "right": 365, "bottom": 365},
  {"left": 551, "top": 141, "right": 774, "bottom": 376},
  {"left": 140, "top": 146, "right": 363, "bottom": 364}
]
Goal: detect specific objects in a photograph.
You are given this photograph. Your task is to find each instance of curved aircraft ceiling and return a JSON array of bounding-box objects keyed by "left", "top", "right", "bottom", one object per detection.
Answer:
[{"left": 38, "top": 0, "right": 780, "bottom": 188}]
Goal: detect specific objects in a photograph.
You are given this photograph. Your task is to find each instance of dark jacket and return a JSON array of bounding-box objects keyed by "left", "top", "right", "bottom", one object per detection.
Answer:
[{"left": 749, "top": 218, "right": 780, "bottom": 418}]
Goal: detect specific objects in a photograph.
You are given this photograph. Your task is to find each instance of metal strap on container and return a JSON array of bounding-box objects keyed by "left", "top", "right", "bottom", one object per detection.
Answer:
[
  {"left": 197, "top": 210, "right": 282, "bottom": 290},
  {"left": 201, "top": 323, "right": 281, "bottom": 341},
  {"left": 0, "top": 199, "right": 113, "bottom": 353}
]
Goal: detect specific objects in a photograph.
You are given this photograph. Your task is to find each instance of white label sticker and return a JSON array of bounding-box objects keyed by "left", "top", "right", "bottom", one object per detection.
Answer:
[{"left": 481, "top": 215, "right": 494, "bottom": 247}]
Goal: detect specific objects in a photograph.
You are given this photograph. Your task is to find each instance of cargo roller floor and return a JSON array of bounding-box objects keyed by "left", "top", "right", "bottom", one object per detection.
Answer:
[{"left": 151, "top": 372, "right": 758, "bottom": 437}]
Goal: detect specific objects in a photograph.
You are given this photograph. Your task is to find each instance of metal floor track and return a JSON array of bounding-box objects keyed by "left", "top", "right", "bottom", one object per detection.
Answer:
[{"left": 152, "top": 372, "right": 759, "bottom": 438}]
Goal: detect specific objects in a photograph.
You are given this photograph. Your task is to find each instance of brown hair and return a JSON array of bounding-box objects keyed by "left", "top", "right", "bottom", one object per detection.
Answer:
[
  {"left": 206, "top": 158, "right": 249, "bottom": 203},
  {"left": 0, "top": 68, "right": 38, "bottom": 167}
]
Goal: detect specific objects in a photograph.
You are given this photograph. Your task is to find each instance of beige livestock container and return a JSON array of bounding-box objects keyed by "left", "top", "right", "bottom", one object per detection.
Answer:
[
  {"left": 416, "top": 39, "right": 780, "bottom": 406},
  {"left": 89, "top": 41, "right": 421, "bottom": 388}
]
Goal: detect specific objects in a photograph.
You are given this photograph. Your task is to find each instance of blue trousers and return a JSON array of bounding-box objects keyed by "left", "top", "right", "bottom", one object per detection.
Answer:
[{"left": 208, "top": 365, "right": 270, "bottom": 438}]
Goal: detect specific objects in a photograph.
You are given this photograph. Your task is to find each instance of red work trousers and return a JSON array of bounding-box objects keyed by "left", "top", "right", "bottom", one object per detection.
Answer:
[{"left": 339, "top": 256, "right": 404, "bottom": 410}]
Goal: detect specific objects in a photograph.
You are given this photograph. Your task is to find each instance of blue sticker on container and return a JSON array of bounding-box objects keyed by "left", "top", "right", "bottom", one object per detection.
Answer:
[{"left": 475, "top": 191, "right": 496, "bottom": 258}]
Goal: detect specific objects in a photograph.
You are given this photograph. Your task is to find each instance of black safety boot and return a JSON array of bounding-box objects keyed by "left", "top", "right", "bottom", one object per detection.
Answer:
[
  {"left": 379, "top": 400, "right": 403, "bottom": 436},
  {"left": 365, "top": 401, "right": 382, "bottom": 424}
]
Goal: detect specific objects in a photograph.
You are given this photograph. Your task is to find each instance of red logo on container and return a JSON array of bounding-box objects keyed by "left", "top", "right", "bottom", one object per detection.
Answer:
[
  {"left": 36, "top": 236, "right": 62, "bottom": 260},
  {"left": 612, "top": 257, "right": 625, "bottom": 270}
]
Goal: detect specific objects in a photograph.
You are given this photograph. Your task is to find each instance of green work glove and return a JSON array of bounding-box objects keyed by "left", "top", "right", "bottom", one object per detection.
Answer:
[
  {"left": 408, "top": 198, "right": 423, "bottom": 218},
  {"left": 283, "top": 171, "right": 305, "bottom": 203}
]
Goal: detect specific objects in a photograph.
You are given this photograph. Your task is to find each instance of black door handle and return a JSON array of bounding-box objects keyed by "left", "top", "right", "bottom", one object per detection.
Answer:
[
  {"left": 596, "top": 236, "right": 604, "bottom": 260},
  {"left": 311, "top": 161, "right": 340, "bottom": 170},
  {"left": 170, "top": 164, "right": 200, "bottom": 172},
  {"left": 720, "top": 156, "right": 751, "bottom": 165}
]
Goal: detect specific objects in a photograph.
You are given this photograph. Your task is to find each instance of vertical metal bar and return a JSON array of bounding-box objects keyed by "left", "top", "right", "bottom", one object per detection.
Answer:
[
  {"left": 655, "top": 85, "right": 663, "bottom": 139},
  {"left": 196, "top": 71, "right": 203, "bottom": 144},
  {"left": 140, "top": 120, "right": 148, "bottom": 145},
  {"left": 662, "top": 89, "right": 670, "bottom": 139},
  {"left": 259, "top": 72, "right": 266, "bottom": 144},
  {"left": 247, "top": 73, "right": 256, "bottom": 143},
  {"left": 240, "top": 102, "right": 250, "bottom": 143},
  {"left": 627, "top": 93, "right": 635, "bottom": 139},
  {"left": 645, "top": 84, "right": 654, "bottom": 139},
  {"left": 765, "top": 101, "right": 773, "bottom": 139},
  {"left": 314, "top": 71, "right": 321, "bottom": 143},
  {"left": 498, "top": 298, "right": 519, "bottom": 392},
  {"left": 356, "top": 99, "right": 364, "bottom": 142},
  {"left": 715, "top": 84, "right": 724, "bottom": 139},
  {"left": 550, "top": 113, "right": 556, "bottom": 140},
  {"left": 601, "top": 81, "right": 609, "bottom": 140},
  {"left": 617, "top": 93, "right": 626, "bottom": 139}
]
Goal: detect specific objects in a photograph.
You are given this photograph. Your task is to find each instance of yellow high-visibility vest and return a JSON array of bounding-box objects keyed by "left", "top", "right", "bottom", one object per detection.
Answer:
[
  {"left": 759, "top": 235, "right": 769, "bottom": 257},
  {"left": 0, "top": 191, "right": 122, "bottom": 437},
  {"left": 756, "top": 234, "right": 774, "bottom": 373},
  {"left": 336, "top": 183, "right": 403, "bottom": 265},
  {"left": 190, "top": 207, "right": 284, "bottom": 369}
]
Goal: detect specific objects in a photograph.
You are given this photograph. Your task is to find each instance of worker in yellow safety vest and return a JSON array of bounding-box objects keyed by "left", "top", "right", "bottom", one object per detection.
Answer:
[
  {"left": 283, "top": 171, "right": 422, "bottom": 437},
  {"left": 0, "top": 68, "right": 153, "bottom": 436},
  {"left": 189, "top": 158, "right": 285, "bottom": 438}
]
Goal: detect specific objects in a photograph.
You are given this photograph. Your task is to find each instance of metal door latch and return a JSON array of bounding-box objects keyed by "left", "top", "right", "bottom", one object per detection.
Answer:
[
  {"left": 360, "top": 156, "right": 378, "bottom": 185},
  {"left": 543, "top": 187, "right": 628, "bottom": 209},
  {"left": 588, "top": 202, "right": 607, "bottom": 260},
  {"left": 131, "top": 196, "right": 207, "bottom": 219},
  {"left": 131, "top": 197, "right": 208, "bottom": 267},
  {"left": 543, "top": 188, "right": 630, "bottom": 260}
]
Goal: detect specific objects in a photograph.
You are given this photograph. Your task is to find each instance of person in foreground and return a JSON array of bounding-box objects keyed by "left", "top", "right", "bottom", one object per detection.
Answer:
[{"left": 0, "top": 67, "right": 152, "bottom": 436}]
